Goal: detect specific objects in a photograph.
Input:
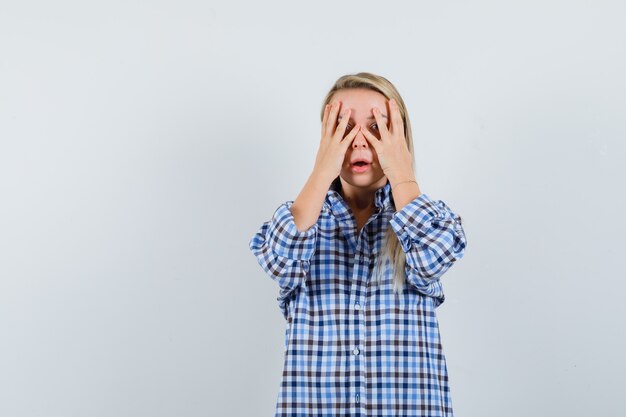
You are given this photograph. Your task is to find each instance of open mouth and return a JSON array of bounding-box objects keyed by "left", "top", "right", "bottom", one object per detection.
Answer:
[{"left": 351, "top": 161, "right": 371, "bottom": 172}]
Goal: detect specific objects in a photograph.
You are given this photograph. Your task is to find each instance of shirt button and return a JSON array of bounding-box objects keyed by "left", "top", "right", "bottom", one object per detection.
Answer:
[
  {"left": 353, "top": 348, "right": 360, "bottom": 355},
  {"left": 355, "top": 393, "right": 360, "bottom": 403},
  {"left": 354, "top": 302, "right": 360, "bottom": 310}
]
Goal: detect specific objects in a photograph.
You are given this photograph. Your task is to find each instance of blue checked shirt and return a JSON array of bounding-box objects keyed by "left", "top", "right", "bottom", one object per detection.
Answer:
[{"left": 249, "top": 178, "right": 467, "bottom": 416}]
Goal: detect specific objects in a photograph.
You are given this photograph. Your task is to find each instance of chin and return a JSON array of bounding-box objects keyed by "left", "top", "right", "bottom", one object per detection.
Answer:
[{"left": 341, "top": 172, "right": 387, "bottom": 188}]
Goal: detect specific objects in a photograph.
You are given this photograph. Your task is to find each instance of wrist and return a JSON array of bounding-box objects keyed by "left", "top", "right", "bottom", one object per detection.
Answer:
[
  {"left": 310, "top": 169, "right": 337, "bottom": 188},
  {"left": 387, "top": 171, "right": 416, "bottom": 187}
]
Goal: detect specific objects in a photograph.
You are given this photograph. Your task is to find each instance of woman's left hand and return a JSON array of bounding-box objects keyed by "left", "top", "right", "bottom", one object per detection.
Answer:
[{"left": 360, "top": 98, "right": 415, "bottom": 184}]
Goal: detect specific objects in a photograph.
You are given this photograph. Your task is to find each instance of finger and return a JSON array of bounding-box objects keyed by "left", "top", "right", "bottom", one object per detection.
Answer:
[
  {"left": 321, "top": 103, "right": 330, "bottom": 138},
  {"left": 359, "top": 124, "right": 382, "bottom": 154},
  {"left": 340, "top": 126, "right": 359, "bottom": 154},
  {"left": 341, "top": 124, "right": 360, "bottom": 148},
  {"left": 323, "top": 102, "right": 336, "bottom": 138},
  {"left": 389, "top": 99, "right": 404, "bottom": 136},
  {"left": 372, "top": 106, "right": 390, "bottom": 137},
  {"left": 334, "top": 108, "right": 351, "bottom": 139},
  {"left": 325, "top": 101, "right": 341, "bottom": 138}
]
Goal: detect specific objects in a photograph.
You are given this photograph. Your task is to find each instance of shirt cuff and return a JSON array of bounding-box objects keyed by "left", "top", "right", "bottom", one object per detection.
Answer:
[
  {"left": 389, "top": 193, "right": 458, "bottom": 253},
  {"left": 267, "top": 201, "right": 318, "bottom": 261}
]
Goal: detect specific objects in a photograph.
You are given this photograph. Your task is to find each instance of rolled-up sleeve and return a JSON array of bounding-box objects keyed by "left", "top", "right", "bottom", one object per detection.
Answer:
[
  {"left": 249, "top": 201, "right": 318, "bottom": 318},
  {"left": 389, "top": 193, "right": 467, "bottom": 307}
]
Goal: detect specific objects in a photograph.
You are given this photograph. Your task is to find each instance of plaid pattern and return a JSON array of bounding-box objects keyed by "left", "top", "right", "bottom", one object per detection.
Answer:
[{"left": 249, "top": 178, "right": 467, "bottom": 416}]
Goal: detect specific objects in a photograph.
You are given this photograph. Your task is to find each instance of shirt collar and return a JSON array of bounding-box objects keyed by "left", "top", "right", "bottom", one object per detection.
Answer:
[{"left": 325, "top": 177, "right": 394, "bottom": 221}]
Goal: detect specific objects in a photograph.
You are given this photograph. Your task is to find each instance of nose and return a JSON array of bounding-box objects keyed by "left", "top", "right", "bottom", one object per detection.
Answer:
[{"left": 352, "top": 129, "right": 369, "bottom": 149}]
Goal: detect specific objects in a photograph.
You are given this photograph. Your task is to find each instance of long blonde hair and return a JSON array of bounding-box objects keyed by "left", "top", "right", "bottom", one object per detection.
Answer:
[{"left": 320, "top": 72, "right": 416, "bottom": 295}]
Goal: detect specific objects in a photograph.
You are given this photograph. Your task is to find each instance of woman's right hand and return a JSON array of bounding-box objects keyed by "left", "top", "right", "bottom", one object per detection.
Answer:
[{"left": 313, "top": 101, "right": 360, "bottom": 182}]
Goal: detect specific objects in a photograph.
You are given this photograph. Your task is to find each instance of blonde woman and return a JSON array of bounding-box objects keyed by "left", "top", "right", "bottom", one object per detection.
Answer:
[{"left": 249, "top": 72, "right": 467, "bottom": 416}]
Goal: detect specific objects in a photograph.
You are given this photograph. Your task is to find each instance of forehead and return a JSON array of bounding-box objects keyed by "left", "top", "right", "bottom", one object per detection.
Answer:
[{"left": 331, "top": 88, "right": 387, "bottom": 110}]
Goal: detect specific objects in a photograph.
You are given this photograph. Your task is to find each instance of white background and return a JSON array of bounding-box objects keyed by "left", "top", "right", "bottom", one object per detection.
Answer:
[{"left": 1, "top": 1, "right": 625, "bottom": 416}]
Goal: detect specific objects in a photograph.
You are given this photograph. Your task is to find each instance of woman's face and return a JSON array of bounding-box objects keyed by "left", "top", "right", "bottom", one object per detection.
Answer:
[{"left": 330, "top": 88, "right": 390, "bottom": 189}]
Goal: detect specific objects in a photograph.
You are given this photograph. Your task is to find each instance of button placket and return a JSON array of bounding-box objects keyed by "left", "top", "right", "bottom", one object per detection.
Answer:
[{"left": 352, "top": 253, "right": 369, "bottom": 411}]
